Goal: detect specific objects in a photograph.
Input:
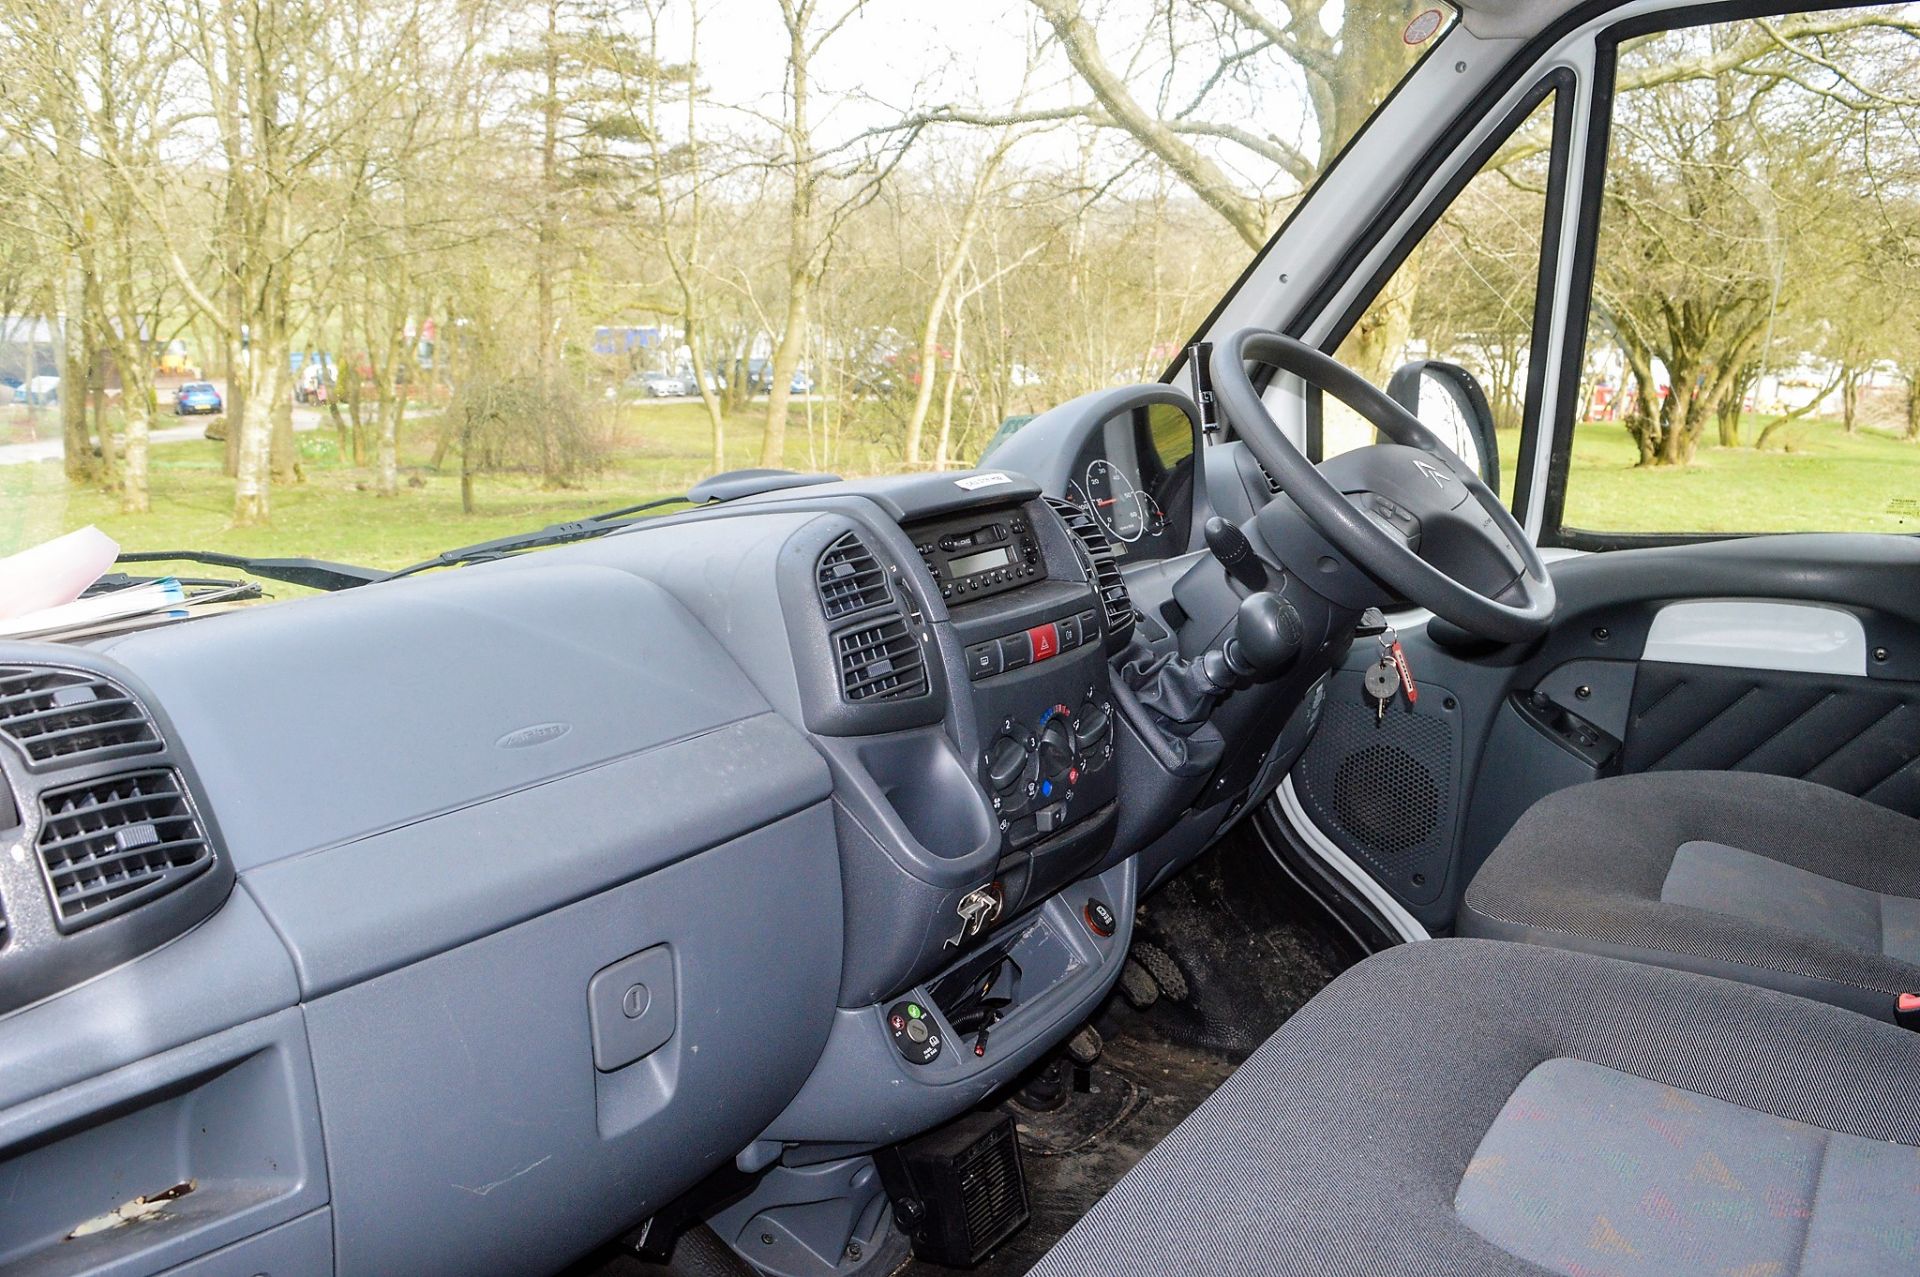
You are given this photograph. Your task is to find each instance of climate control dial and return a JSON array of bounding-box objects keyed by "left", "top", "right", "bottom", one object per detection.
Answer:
[
  {"left": 984, "top": 729, "right": 1040, "bottom": 817},
  {"left": 1074, "top": 695, "right": 1114, "bottom": 772}
]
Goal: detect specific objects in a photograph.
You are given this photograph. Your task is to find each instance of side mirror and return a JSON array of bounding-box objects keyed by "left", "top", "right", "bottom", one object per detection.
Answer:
[{"left": 1384, "top": 360, "right": 1499, "bottom": 492}]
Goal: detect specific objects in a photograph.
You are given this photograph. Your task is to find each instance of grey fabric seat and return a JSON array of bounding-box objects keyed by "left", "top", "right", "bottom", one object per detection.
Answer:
[
  {"left": 1028, "top": 939, "right": 1920, "bottom": 1277},
  {"left": 1459, "top": 771, "right": 1920, "bottom": 1021}
]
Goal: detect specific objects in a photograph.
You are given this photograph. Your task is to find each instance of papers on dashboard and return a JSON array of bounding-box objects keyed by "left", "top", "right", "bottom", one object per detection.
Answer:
[{"left": 0, "top": 578, "right": 256, "bottom": 642}]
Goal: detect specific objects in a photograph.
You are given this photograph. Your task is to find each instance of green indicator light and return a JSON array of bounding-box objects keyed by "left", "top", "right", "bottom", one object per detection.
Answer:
[{"left": 907, "top": 1004, "right": 923, "bottom": 1019}]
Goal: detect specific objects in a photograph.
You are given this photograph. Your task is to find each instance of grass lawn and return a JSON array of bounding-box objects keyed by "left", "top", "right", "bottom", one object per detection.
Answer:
[
  {"left": 6, "top": 404, "right": 1919, "bottom": 593},
  {"left": 1554, "top": 416, "right": 1920, "bottom": 535},
  {"left": 0, "top": 400, "right": 896, "bottom": 580},
  {"left": 1486, "top": 415, "right": 1920, "bottom": 535}
]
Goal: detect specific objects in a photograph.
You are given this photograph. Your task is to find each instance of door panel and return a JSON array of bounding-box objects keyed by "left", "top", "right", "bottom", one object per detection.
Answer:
[{"left": 1283, "top": 534, "right": 1920, "bottom": 933}]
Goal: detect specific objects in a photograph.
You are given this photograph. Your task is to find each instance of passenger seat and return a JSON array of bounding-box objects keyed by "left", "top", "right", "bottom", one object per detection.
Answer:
[
  {"left": 1460, "top": 771, "right": 1920, "bottom": 1021},
  {"left": 1028, "top": 939, "right": 1920, "bottom": 1276}
]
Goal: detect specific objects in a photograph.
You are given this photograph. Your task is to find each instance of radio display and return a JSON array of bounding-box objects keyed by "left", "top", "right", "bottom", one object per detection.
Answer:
[{"left": 948, "top": 546, "right": 1012, "bottom": 577}]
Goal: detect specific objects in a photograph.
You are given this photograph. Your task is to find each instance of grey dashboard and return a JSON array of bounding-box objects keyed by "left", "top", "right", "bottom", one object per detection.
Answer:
[{"left": 0, "top": 397, "right": 1238, "bottom": 1275}]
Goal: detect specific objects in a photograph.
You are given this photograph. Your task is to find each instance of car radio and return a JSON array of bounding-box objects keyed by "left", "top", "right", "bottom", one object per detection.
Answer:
[{"left": 911, "top": 512, "right": 1042, "bottom": 604}]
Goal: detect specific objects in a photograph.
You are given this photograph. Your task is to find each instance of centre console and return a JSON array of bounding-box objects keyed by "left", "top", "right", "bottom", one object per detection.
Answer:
[
  {"left": 757, "top": 477, "right": 1133, "bottom": 1166},
  {"left": 901, "top": 505, "right": 1120, "bottom": 909}
]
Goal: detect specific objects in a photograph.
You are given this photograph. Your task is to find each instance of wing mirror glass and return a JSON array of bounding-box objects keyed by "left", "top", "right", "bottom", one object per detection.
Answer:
[{"left": 1384, "top": 360, "right": 1499, "bottom": 492}]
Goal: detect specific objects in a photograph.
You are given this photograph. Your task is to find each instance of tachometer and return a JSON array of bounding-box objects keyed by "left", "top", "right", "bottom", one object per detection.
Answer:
[
  {"left": 1139, "top": 491, "right": 1169, "bottom": 538},
  {"left": 1084, "top": 459, "right": 1144, "bottom": 543}
]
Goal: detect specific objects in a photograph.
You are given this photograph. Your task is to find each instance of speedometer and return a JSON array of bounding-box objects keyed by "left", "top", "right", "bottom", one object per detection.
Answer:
[{"left": 1084, "top": 459, "right": 1144, "bottom": 543}]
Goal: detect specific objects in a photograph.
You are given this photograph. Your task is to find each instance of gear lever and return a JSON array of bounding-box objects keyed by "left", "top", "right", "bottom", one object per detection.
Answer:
[{"left": 1121, "top": 591, "right": 1303, "bottom": 729}]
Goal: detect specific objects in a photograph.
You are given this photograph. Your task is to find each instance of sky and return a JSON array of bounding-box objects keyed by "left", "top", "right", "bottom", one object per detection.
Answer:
[{"left": 654, "top": 0, "right": 1329, "bottom": 199}]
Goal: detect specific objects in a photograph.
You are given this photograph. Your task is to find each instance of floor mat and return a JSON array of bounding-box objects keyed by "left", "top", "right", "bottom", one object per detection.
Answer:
[{"left": 905, "top": 827, "right": 1358, "bottom": 1276}]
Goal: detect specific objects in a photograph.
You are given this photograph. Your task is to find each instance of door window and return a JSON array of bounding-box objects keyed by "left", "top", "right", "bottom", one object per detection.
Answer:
[{"left": 1560, "top": 7, "right": 1920, "bottom": 538}]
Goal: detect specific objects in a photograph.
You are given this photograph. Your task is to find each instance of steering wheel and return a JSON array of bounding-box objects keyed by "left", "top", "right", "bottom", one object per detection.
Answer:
[{"left": 1210, "top": 328, "right": 1556, "bottom": 644}]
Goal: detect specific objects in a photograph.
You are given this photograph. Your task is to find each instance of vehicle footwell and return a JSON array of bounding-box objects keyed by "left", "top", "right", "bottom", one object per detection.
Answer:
[{"left": 906, "top": 828, "right": 1358, "bottom": 1277}]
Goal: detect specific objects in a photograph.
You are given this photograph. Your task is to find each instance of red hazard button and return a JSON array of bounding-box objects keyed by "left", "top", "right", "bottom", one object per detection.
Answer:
[{"left": 1027, "top": 622, "right": 1060, "bottom": 662}]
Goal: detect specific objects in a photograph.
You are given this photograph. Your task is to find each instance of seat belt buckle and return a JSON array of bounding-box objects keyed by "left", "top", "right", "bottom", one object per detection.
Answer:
[{"left": 1896, "top": 993, "right": 1920, "bottom": 1031}]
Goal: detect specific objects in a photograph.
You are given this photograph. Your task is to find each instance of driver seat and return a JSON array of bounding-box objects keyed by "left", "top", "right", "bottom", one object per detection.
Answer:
[{"left": 1459, "top": 770, "right": 1920, "bottom": 1022}]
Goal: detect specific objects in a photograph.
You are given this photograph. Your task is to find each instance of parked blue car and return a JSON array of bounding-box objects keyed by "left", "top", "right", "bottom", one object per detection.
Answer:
[{"left": 174, "top": 381, "right": 223, "bottom": 416}]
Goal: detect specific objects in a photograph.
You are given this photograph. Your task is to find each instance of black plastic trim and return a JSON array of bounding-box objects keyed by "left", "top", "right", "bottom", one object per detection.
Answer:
[{"left": 0, "top": 646, "right": 235, "bottom": 1017}]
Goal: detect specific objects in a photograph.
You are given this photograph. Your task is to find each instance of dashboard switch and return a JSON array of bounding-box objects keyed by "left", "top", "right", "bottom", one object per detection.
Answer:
[
  {"left": 1056, "top": 615, "right": 1081, "bottom": 649},
  {"left": 1000, "top": 633, "right": 1032, "bottom": 669},
  {"left": 1028, "top": 623, "right": 1060, "bottom": 662},
  {"left": 1084, "top": 899, "right": 1117, "bottom": 938},
  {"left": 965, "top": 642, "right": 1002, "bottom": 680},
  {"left": 888, "top": 1000, "right": 942, "bottom": 1066}
]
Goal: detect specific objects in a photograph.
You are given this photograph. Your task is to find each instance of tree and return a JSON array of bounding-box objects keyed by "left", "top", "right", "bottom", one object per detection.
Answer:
[
  {"left": 1590, "top": 16, "right": 1920, "bottom": 465},
  {"left": 757, "top": 0, "right": 916, "bottom": 468},
  {"left": 631, "top": 0, "right": 724, "bottom": 471}
]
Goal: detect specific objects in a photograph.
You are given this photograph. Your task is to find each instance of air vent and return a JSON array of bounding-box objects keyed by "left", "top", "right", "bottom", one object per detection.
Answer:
[
  {"left": 1045, "top": 497, "right": 1135, "bottom": 649},
  {"left": 37, "top": 769, "right": 213, "bottom": 930},
  {"left": 0, "top": 666, "right": 161, "bottom": 768},
  {"left": 818, "top": 533, "right": 891, "bottom": 619},
  {"left": 836, "top": 616, "right": 928, "bottom": 703},
  {"left": 1254, "top": 458, "right": 1282, "bottom": 494}
]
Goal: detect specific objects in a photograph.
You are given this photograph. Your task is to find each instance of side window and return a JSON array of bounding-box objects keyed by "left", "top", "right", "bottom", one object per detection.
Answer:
[
  {"left": 1323, "top": 88, "right": 1563, "bottom": 510},
  {"left": 1563, "top": 10, "right": 1920, "bottom": 538}
]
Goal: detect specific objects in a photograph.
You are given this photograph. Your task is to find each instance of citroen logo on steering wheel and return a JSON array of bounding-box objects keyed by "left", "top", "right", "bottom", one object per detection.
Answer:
[{"left": 1413, "top": 459, "right": 1451, "bottom": 488}]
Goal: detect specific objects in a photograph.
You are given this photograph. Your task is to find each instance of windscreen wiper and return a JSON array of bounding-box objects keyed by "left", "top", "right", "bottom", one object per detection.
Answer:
[
  {"left": 381, "top": 469, "right": 842, "bottom": 583},
  {"left": 85, "top": 572, "right": 265, "bottom": 601},
  {"left": 380, "top": 494, "right": 698, "bottom": 581},
  {"left": 114, "top": 550, "right": 386, "bottom": 593}
]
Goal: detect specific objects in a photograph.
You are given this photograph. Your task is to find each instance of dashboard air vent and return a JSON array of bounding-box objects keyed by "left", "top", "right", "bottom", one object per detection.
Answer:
[
  {"left": 818, "top": 532, "right": 892, "bottom": 619},
  {"left": 836, "top": 616, "right": 928, "bottom": 703},
  {"left": 37, "top": 768, "right": 213, "bottom": 930},
  {"left": 1045, "top": 497, "right": 1135, "bottom": 649},
  {"left": 1254, "top": 458, "right": 1282, "bottom": 494},
  {"left": 0, "top": 666, "right": 161, "bottom": 768}
]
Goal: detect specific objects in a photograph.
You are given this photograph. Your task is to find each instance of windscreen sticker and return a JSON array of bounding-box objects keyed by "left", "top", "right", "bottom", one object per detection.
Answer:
[
  {"left": 1403, "top": 9, "right": 1444, "bottom": 44},
  {"left": 955, "top": 473, "right": 1014, "bottom": 490}
]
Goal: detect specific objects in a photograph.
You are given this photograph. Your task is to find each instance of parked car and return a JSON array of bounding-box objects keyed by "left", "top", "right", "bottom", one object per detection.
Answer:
[
  {"left": 677, "top": 368, "right": 727, "bottom": 394},
  {"left": 20, "top": 375, "right": 59, "bottom": 406},
  {"left": 174, "top": 381, "right": 224, "bottom": 416},
  {"left": 626, "top": 371, "right": 688, "bottom": 399},
  {"left": 744, "top": 361, "right": 815, "bottom": 395}
]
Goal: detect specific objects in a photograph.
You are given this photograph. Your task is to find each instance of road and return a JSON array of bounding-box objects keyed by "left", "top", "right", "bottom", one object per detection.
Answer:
[{"left": 2, "top": 401, "right": 332, "bottom": 467}]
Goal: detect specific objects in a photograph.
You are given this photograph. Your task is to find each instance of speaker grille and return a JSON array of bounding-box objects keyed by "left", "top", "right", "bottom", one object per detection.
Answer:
[
  {"left": 1331, "top": 742, "right": 1439, "bottom": 853},
  {"left": 1294, "top": 676, "right": 1458, "bottom": 905}
]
